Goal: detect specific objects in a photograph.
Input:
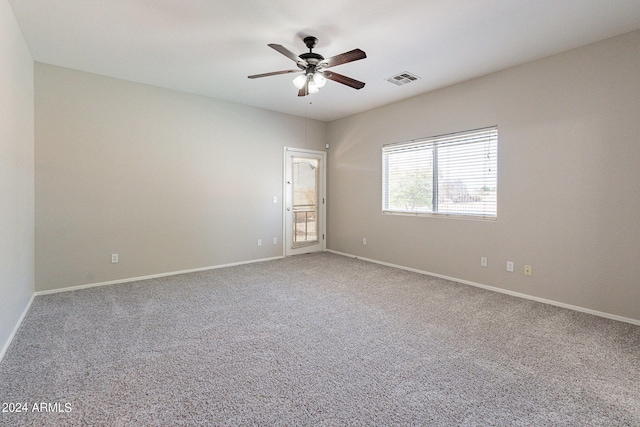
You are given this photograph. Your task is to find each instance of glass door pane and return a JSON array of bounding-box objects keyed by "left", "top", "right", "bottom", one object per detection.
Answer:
[{"left": 292, "top": 157, "right": 319, "bottom": 248}]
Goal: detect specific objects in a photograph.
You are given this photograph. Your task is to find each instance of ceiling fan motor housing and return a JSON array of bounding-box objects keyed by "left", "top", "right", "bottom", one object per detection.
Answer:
[{"left": 299, "top": 52, "right": 324, "bottom": 67}]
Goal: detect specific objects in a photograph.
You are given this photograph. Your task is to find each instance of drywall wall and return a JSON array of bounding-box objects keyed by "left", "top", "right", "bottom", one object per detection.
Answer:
[
  {"left": 35, "top": 64, "right": 326, "bottom": 291},
  {"left": 0, "top": 0, "right": 34, "bottom": 358},
  {"left": 327, "top": 30, "right": 640, "bottom": 322}
]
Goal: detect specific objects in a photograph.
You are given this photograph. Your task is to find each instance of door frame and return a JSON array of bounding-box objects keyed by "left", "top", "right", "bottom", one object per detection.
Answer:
[{"left": 283, "top": 147, "right": 326, "bottom": 256}]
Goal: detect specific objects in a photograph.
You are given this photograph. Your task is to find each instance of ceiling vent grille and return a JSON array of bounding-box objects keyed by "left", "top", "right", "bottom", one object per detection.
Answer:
[{"left": 386, "top": 72, "right": 420, "bottom": 86}]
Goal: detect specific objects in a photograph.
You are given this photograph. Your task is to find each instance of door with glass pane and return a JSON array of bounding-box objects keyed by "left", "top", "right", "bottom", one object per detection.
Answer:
[{"left": 284, "top": 148, "right": 326, "bottom": 256}]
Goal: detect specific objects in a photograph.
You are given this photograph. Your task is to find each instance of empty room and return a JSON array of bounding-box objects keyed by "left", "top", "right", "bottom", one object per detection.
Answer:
[{"left": 1, "top": 0, "right": 639, "bottom": 425}]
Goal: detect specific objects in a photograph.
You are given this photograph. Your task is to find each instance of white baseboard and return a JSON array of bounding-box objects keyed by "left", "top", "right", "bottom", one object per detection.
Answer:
[
  {"left": 326, "top": 250, "right": 640, "bottom": 326},
  {"left": 0, "top": 293, "right": 35, "bottom": 364},
  {"left": 35, "top": 256, "right": 285, "bottom": 296}
]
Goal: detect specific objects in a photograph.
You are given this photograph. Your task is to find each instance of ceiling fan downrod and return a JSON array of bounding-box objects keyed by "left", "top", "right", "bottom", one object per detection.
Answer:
[{"left": 299, "top": 36, "right": 324, "bottom": 66}]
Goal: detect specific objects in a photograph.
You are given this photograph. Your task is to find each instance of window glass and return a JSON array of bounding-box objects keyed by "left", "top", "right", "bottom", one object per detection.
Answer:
[{"left": 382, "top": 127, "right": 497, "bottom": 218}]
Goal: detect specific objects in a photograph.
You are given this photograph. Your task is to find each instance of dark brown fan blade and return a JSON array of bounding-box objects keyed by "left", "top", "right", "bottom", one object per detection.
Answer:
[
  {"left": 298, "top": 80, "right": 309, "bottom": 97},
  {"left": 248, "top": 69, "right": 301, "bottom": 79},
  {"left": 323, "top": 71, "right": 365, "bottom": 89},
  {"left": 320, "top": 49, "right": 366, "bottom": 68},
  {"left": 268, "top": 44, "right": 306, "bottom": 66}
]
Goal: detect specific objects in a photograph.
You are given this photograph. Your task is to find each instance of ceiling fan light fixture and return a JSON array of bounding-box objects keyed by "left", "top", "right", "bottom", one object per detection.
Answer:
[
  {"left": 292, "top": 74, "right": 307, "bottom": 89},
  {"left": 308, "top": 80, "right": 319, "bottom": 94},
  {"left": 313, "top": 72, "right": 327, "bottom": 88},
  {"left": 250, "top": 36, "right": 366, "bottom": 97}
]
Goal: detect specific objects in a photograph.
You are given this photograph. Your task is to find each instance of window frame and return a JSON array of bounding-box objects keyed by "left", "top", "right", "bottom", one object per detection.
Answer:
[{"left": 382, "top": 126, "right": 498, "bottom": 220}]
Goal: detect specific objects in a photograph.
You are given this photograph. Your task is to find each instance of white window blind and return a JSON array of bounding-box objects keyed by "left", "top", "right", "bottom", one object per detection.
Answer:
[{"left": 382, "top": 126, "right": 498, "bottom": 218}]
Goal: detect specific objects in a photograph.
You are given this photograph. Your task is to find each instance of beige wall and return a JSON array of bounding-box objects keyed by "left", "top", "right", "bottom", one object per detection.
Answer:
[
  {"left": 35, "top": 63, "right": 326, "bottom": 291},
  {"left": 327, "top": 30, "right": 640, "bottom": 322},
  {"left": 0, "top": 0, "right": 34, "bottom": 357}
]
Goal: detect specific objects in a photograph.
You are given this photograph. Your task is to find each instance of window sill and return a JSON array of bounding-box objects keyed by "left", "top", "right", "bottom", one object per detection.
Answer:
[{"left": 382, "top": 210, "right": 497, "bottom": 221}]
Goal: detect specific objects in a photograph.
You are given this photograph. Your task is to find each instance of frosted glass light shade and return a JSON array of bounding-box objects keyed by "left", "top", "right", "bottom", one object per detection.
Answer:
[
  {"left": 292, "top": 74, "right": 307, "bottom": 89},
  {"left": 308, "top": 81, "right": 319, "bottom": 93},
  {"left": 313, "top": 73, "right": 326, "bottom": 88}
]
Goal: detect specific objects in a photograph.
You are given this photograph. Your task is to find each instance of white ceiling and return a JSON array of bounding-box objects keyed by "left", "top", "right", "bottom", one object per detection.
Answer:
[{"left": 8, "top": 0, "right": 640, "bottom": 122}]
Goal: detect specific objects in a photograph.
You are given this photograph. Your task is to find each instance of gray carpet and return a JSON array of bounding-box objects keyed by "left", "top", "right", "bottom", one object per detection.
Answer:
[{"left": 1, "top": 252, "right": 639, "bottom": 426}]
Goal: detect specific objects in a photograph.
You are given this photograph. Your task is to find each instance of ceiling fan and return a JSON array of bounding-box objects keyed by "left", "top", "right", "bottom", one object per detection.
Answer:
[{"left": 248, "top": 36, "right": 366, "bottom": 96}]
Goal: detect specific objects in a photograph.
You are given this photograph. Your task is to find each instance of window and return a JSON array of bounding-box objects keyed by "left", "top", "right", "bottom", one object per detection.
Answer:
[{"left": 382, "top": 126, "right": 498, "bottom": 218}]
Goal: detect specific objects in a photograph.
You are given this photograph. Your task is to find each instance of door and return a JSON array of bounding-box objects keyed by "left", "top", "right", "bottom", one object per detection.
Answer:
[{"left": 284, "top": 148, "right": 326, "bottom": 256}]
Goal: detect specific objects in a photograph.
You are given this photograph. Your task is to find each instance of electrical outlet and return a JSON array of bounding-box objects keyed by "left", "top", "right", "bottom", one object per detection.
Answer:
[
  {"left": 481, "top": 257, "right": 488, "bottom": 267},
  {"left": 273, "top": 237, "right": 278, "bottom": 245},
  {"left": 257, "top": 239, "right": 262, "bottom": 246},
  {"left": 507, "top": 261, "right": 514, "bottom": 272},
  {"left": 111, "top": 254, "right": 118, "bottom": 264},
  {"left": 524, "top": 265, "right": 532, "bottom": 276},
  {"left": 362, "top": 238, "right": 367, "bottom": 245}
]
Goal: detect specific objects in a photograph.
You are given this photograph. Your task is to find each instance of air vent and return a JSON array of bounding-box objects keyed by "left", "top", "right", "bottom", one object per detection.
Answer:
[{"left": 386, "top": 72, "right": 420, "bottom": 86}]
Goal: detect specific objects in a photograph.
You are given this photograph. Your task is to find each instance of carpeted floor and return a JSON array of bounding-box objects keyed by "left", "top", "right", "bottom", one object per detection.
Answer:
[{"left": 1, "top": 252, "right": 639, "bottom": 426}]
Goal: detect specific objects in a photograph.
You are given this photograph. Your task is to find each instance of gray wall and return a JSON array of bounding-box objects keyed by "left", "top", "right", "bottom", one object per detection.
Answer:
[
  {"left": 327, "top": 30, "right": 640, "bottom": 322},
  {"left": 35, "top": 63, "right": 326, "bottom": 291},
  {"left": 0, "top": 0, "right": 34, "bottom": 357}
]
